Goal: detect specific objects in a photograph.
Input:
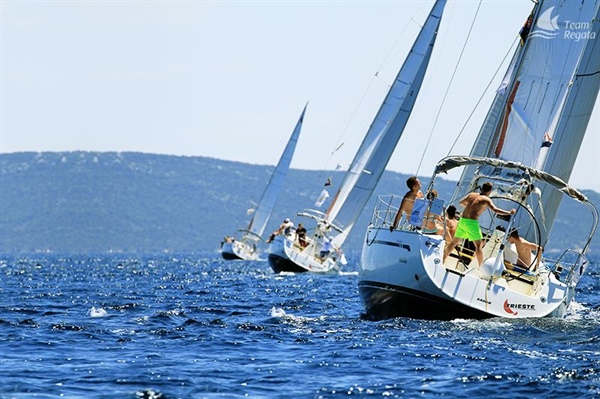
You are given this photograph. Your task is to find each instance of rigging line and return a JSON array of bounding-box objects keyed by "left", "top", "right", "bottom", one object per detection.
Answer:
[
  {"left": 331, "top": 1, "right": 430, "bottom": 160},
  {"left": 415, "top": 0, "right": 484, "bottom": 176},
  {"left": 377, "top": 2, "right": 429, "bottom": 74},
  {"left": 330, "top": 76, "right": 377, "bottom": 160},
  {"left": 447, "top": 35, "right": 521, "bottom": 155}
]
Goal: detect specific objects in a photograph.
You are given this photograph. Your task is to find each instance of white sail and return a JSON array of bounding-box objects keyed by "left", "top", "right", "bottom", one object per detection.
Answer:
[
  {"left": 267, "top": 0, "right": 446, "bottom": 273},
  {"left": 539, "top": 3, "right": 600, "bottom": 240},
  {"left": 247, "top": 104, "right": 307, "bottom": 238},
  {"left": 456, "top": 0, "right": 600, "bottom": 242},
  {"left": 494, "top": 2, "right": 597, "bottom": 163},
  {"left": 325, "top": 0, "right": 446, "bottom": 249},
  {"left": 222, "top": 104, "right": 306, "bottom": 260}
]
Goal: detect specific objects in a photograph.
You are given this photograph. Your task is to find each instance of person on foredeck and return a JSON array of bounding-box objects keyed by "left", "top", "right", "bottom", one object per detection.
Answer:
[
  {"left": 508, "top": 229, "right": 543, "bottom": 271},
  {"left": 319, "top": 235, "right": 333, "bottom": 259},
  {"left": 266, "top": 218, "right": 294, "bottom": 243},
  {"left": 390, "top": 176, "right": 423, "bottom": 231},
  {"left": 443, "top": 182, "right": 516, "bottom": 267}
]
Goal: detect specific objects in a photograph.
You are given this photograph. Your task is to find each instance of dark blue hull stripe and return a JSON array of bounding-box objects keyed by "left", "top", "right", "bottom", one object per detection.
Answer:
[
  {"left": 268, "top": 254, "right": 308, "bottom": 273},
  {"left": 358, "top": 280, "right": 491, "bottom": 321}
]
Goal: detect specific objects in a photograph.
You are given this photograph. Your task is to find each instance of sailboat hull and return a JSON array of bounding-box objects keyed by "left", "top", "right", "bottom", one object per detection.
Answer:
[
  {"left": 359, "top": 227, "right": 474, "bottom": 320},
  {"left": 359, "top": 281, "right": 490, "bottom": 321},
  {"left": 221, "top": 251, "right": 242, "bottom": 261},
  {"left": 267, "top": 253, "right": 309, "bottom": 273},
  {"left": 220, "top": 241, "right": 259, "bottom": 261},
  {"left": 359, "top": 226, "right": 569, "bottom": 321},
  {"left": 267, "top": 235, "right": 340, "bottom": 274}
]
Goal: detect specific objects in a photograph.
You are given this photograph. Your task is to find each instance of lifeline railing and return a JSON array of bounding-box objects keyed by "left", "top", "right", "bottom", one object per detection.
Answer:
[{"left": 369, "top": 194, "right": 402, "bottom": 228}]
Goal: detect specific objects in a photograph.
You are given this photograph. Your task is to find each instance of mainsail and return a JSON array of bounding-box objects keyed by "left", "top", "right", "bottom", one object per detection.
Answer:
[
  {"left": 246, "top": 104, "right": 307, "bottom": 239},
  {"left": 541, "top": 3, "right": 600, "bottom": 240},
  {"left": 324, "top": 0, "right": 446, "bottom": 249},
  {"left": 455, "top": 0, "right": 600, "bottom": 244}
]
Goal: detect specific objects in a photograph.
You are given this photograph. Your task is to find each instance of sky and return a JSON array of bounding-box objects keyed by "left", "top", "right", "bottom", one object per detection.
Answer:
[{"left": 1, "top": 0, "right": 599, "bottom": 191}]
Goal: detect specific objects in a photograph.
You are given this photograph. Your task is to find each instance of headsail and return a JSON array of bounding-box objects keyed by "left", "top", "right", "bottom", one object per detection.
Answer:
[
  {"left": 324, "top": 0, "right": 446, "bottom": 249},
  {"left": 246, "top": 104, "right": 307, "bottom": 239},
  {"left": 493, "top": 2, "right": 598, "bottom": 164}
]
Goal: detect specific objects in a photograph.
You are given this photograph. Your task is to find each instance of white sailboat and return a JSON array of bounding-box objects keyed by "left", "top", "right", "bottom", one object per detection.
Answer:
[
  {"left": 267, "top": 0, "right": 447, "bottom": 273},
  {"left": 359, "top": 0, "right": 600, "bottom": 320},
  {"left": 221, "top": 104, "right": 307, "bottom": 260}
]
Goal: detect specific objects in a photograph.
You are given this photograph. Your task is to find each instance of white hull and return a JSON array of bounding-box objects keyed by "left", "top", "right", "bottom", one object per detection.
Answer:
[
  {"left": 220, "top": 240, "right": 259, "bottom": 261},
  {"left": 267, "top": 235, "right": 340, "bottom": 274},
  {"left": 359, "top": 226, "right": 571, "bottom": 320}
]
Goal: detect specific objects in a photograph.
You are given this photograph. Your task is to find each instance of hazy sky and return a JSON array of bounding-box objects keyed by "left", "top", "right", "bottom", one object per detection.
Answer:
[{"left": 2, "top": 0, "right": 599, "bottom": 191}]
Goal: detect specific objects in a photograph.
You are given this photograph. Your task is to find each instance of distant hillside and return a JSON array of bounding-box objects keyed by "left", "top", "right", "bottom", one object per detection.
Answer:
[{"left": 1, "top": 152, "right": 598, "bottom": 257}]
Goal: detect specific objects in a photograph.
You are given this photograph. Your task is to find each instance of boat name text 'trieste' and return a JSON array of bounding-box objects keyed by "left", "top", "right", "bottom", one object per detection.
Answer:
[{"left": 505, "top": 302, "right": 536, "bottom": 311}]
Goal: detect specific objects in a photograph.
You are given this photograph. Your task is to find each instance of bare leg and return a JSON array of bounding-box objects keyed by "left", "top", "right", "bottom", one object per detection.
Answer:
[
  {"left": 443, "top": 237, "right": 462, "bottom": 263},
  {"left": 474, "top": 239, "right": 483, "bottom": 267}
]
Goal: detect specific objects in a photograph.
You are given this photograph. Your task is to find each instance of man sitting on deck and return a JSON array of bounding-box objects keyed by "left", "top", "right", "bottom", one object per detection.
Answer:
[{"left": 507, "top": 229, "right": 543, "bottom": 271}]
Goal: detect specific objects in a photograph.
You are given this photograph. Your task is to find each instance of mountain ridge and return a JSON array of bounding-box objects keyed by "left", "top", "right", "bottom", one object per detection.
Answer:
[{"left": 1, "top": 151, "right": 598, "bottom": 258}]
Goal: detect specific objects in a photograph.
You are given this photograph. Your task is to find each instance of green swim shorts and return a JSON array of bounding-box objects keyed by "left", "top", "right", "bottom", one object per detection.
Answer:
[{"left": 455, "top": 218, "right": 482, "bottom": 241}]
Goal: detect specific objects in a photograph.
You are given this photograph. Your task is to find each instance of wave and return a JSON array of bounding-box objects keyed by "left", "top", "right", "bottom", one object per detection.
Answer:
[{"left": 89, "top": 307, "right": 108, "bottom": 318}]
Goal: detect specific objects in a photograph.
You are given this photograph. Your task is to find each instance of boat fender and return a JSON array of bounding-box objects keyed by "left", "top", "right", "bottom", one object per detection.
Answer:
[{"left": 480, "top": 256, "right": 506, "bottom": 280}]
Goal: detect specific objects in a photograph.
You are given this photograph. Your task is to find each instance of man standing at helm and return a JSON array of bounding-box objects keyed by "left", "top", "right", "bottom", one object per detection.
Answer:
[{"left": 443, "top": 182, "right": 516, "bottom": 267}]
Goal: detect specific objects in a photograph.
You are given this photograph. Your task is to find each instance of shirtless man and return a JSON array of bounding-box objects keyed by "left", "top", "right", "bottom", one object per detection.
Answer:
[
  {"left": 390, "top": 176, "right": 423, "bottom": 231},
  {"left": 443, "top": 182, "right": 516, "bottom": 266},
  {"left": 508, "top": 229, "right": 542, "bottom": 271}
]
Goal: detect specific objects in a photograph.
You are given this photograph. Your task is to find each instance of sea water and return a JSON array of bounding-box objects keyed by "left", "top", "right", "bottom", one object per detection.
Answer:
[{"left": 0, "top": 254, "right": 599, "bottom": 398}]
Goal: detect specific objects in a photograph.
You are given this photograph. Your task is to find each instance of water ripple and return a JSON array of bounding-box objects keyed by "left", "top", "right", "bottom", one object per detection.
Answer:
[{"left": 0, "top": 254, "right": 598, "bottom": 398}]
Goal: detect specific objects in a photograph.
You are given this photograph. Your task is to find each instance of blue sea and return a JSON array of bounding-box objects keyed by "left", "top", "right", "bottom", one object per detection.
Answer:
[{"left": 1, "top": 254, "right": 599, "bottom": 399}]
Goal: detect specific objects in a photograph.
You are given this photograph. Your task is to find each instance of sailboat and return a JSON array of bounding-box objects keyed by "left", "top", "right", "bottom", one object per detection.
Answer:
[
  {"left": 221, "top": 104, "right": 307, "bottom": 260},
  {"left": 359, "top": 0, "right": 600, "bottom": 320},
  {"left": 267, "top": 0, "right": 447, "bottom": 273}
]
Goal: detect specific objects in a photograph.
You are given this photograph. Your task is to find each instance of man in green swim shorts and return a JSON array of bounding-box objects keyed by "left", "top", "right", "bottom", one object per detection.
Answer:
[
  {"left": 443, "top": 182, "right": 516, "bottom": 267},
  {"left": 454, "top": 217, "right": 483, "bottom": 241}
]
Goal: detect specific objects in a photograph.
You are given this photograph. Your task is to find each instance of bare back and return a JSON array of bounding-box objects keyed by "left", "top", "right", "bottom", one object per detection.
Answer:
[
  {"left": 399, "top": 190, "right": 421, "bottom": 217},
  {"left": 511, "top": 236, "right": 541, "bottom": 268},
  {"left": 460, "top": 192, "right": 494, "bottom": 219}
]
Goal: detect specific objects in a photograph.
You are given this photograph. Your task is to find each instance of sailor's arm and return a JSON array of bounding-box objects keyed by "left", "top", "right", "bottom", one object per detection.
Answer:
[{"left": 489, "top": 200, "right": 516, "bottom": 216}]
